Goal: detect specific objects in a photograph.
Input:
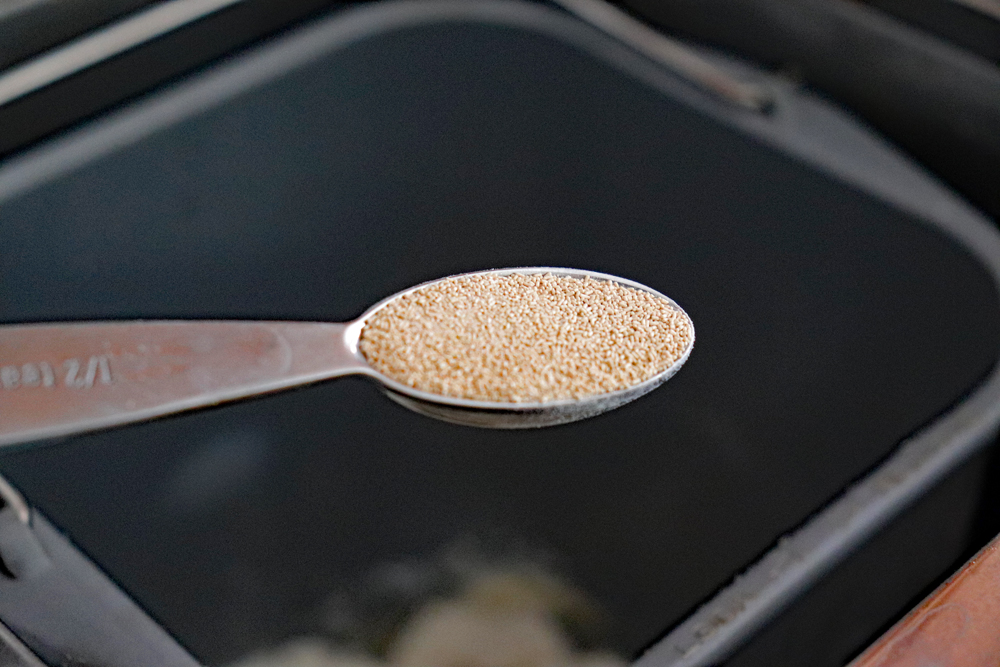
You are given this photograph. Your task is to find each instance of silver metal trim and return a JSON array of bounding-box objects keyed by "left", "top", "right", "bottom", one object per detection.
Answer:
[
  {"left": 0, "top": 0, "right": 47, "bottom": 23},
  {"left": 551, "top": 0, "right": 774, "bottom": 112},
  {"left": 0, "top": 476, "right": 30, "bottom": 526},
  {"left": 0, "top": 620, "right": 46, "bottom": 667},
  {"left": 0, "top": 1, "right": 997, "bottom": 663},
  {"left": 0, "top": 0, "right": 246, "bottom": 108},
  {"left": 948, "top": 0, "right": 1000, "bottom": 22},
  {"left": 640, "top": 384, "right": 1000, "bottom": 665}
]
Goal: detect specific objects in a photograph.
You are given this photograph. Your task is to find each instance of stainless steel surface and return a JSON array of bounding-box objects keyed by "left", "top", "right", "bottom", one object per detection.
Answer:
[
  {"left": 0, "top": 0, "right": 246, "bottom": 108},
  {"left": 0, "top": 508, "right": 202, "bottom": 667},
  {"left": 0, "top": 621, "right": 45, "bottom": 667},
  {"left": 948, "top": 0, "right": 1000, "bottom": 21},
  {"left": 0, "top": 0, "right": 47, "bottom": 23},
  {"left": 0, "top": 267, "right": 693, "bottom": 445},
  {"left": 551, "top": 0, "right": 773, "bottom": 112},
  {"left": 0, "top": 475, "right": 29, "bottom": 525}
]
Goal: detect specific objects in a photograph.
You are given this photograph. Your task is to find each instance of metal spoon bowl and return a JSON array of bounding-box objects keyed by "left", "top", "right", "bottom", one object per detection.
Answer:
[{"left": 0, "top": 268, "right": 693, "bottom": 447}]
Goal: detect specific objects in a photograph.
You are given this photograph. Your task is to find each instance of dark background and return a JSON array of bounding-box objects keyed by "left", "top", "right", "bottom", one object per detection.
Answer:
[{"left": 0, "top": 2, "right": 998, "bottom": 666}]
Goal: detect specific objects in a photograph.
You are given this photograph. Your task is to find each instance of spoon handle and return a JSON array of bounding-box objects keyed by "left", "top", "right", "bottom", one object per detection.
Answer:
[{"left": 0, "top": 320, "right": 366, "bottom": 448}]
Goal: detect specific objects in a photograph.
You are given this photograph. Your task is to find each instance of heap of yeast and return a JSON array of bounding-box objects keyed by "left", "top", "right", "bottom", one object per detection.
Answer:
[{"left": 359, "top": 273, "right": 693, "bottom": 402}]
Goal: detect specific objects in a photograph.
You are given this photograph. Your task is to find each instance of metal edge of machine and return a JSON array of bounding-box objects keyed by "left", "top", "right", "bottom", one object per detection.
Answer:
[
  {"left": 0, "top": 1, "right": 999, "bottom": 665},
  {"left": 0, "top": 499, "right": 202, "bottom": 666}
]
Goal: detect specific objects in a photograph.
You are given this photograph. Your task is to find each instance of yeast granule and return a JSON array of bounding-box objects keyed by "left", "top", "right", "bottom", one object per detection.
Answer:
[{"left": 358, "top": 273, "right": 693, "bottom": 403}]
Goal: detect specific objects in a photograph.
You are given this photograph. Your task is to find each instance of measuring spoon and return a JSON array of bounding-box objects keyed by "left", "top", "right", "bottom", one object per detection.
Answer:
[{"left": 0, "top": 268, "right": 693, "bottom": 446}]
